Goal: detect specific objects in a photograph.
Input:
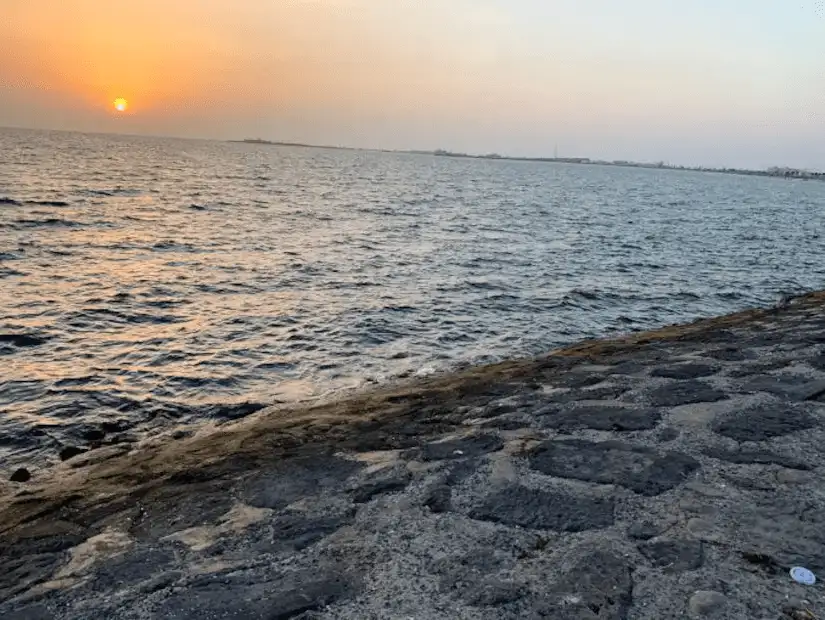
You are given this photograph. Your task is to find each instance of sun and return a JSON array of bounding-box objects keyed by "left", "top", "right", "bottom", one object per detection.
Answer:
[{"left": 113, "top": 98, "right": 128, "bottom": 113}]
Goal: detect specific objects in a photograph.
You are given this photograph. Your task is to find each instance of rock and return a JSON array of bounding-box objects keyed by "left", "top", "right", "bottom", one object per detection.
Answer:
[
  {"left": 651, "top": 363, "right": 720, "bottom": 380},
  {"left": 627, "top": 520, "right": 665, "bottom": 540},
  {"left": 529, "top": 439, "right": 700, "bottom": 496},
  {"left": 0, "top": 333, "right": 48, "bottom": 347},
  {"left": 463, "top": 577, "right": 525, "bottom": 606},
  {"left": 59, "top": 446, "right": 88, "bottom": 461},
  {"left": 704, "top": 447, "right": 811, "bottom": 470},
  {"left": 657, "top": 427, "right": 680, "bottom": 441},
  {"left": 549, "top": 373, "right": 605, "bottom": 389},
  {"left": 240, "top": 456, "right": 362, "bottom": 510},
  {"left": 541, "top": 405, "right": 661, "bottom": 432},
  {"left": 688, "top": 590, "right": 727, "bottom": 617},
  {"left": 550, "top": 550, "right": 634, "bottom": 619},
  {"left": 10, "top": 468, "right": 31, "bottom": 482},
  {"left": 424, "top": 485, "right": 452, "bottom": 513},
  {"left": 648, "top": 380, "right": 728, "bottom": 407},
  {"left": 351, "top": 471, "right": 410, "bottom": 504},
  {"left": 469, "top": 486, "right": 614, "bottom": 532},
  {"left": 420, "top": 433, "right": 504, "bottom": 461},
  {"left": 252, "top": 510, "right": 355, "bottom": 554},
  {"left": 638, "top": 539, "right": 704, "bottom": 572},
  {"left": 712, "top": 404, "right": 817, "bottom": 442}
]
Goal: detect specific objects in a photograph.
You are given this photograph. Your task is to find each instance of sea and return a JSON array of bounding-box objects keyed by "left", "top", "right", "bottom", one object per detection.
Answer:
[{"left": 2, "top": 127, "right": 824, "bottom": 468}]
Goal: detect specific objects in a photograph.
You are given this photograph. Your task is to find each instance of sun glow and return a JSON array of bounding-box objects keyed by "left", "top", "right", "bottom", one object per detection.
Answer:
[{"left": 113, "top": 98, "right": 128, "bottom": 112}]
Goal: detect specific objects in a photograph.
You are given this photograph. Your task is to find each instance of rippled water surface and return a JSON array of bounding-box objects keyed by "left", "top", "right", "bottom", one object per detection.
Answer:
[{"left": 2, "top": 128, "right": 824, "bottom": 464}]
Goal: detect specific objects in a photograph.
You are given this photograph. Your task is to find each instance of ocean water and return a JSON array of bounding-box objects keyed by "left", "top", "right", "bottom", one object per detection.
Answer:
[{"left": 2, "top": 127, "right": 824, "bottom": 466}]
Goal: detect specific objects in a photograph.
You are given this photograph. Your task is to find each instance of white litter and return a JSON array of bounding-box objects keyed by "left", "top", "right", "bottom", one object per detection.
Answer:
[{"left": 790, "top": 566, "right": 816, "bottom": 585}]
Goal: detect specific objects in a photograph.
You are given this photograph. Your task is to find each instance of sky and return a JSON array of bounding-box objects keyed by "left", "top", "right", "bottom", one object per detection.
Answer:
[{"left": 1, "top": 0, "right": 824, "bottom": 169}]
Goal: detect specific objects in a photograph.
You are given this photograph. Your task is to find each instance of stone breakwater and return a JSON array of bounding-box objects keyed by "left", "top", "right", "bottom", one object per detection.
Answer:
[{"left": 3, "top": 293, "right": 825, "bottom": 619}]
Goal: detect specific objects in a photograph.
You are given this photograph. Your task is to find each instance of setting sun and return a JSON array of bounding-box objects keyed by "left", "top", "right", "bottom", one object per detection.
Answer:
[{"left": 113, "top": 98, "right": 128, "bottom": 113}]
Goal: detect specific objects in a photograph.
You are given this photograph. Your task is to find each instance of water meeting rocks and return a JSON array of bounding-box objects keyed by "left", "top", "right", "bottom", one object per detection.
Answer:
[{"left": 3, "top": 292, "right": 825, "bottom": 618}]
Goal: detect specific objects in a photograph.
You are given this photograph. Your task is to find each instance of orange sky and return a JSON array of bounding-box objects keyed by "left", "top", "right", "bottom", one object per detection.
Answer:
[{"left": 1, "top": 0, "right": 824, "bottom": 168}]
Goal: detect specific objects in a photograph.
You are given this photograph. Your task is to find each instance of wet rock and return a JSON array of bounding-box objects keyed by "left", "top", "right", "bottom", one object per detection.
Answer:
[
  {"left": 627, "top": 520, "right": 666, "bottom": 541},
  {"left": 704, "top": 446, "right": 811, "bottom": 470},
  {"left": 130, "top": 484, "right": 235, "bottom": 539},
  {"left": 651, "top": 363, "right": 720, "bottom": 380},
  {"left": 93, "top": 546, "right": 178, "bottom": 590},
  {"left": 58, "top": 446, "right": 88, "bottom": 461},
  {"left": 0, "top": 553, "right": 63, "bottom": 602},
  {"left": 648, "top": 381, "right": 728, "bottom": 407},
  {"left": 609, "top": 361, "right": 649, "bottom": 375},
  {"left": 420, "top": 433, "right": 503, "bottom": 461},
  {"left": 240, "top": 455, "right": 362, "bottom": 510},
  {"left": 0, "top": 333, "right": 48, "bottom": 347},
  {"left": 712, "top": 404, "right": 817, "bottom": 442},
  {"left": 481, "top": 415, "right": 530, "bottom": 430},
  {"left": 638, "top": 539, "right": 704, "bottom": 572},
  {"left": 10, "top": 467, "right": 31, "bottom": 482},
  {"left": 541, "top": 405, "right": 660, "bottom": 432},
  {"left": 529, "top": 439, "right": 700, "bottom": 496},
  {"left": 688, "top": 591, "right": 727, "bottom": 617},
  {"left": 469, "top": 486, "right": 614, "bottom": 532}
]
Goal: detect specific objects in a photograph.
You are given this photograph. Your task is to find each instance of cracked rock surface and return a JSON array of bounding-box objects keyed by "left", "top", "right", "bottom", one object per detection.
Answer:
[{"left": 3, "top": 293, "right": 825, "bottom": 618}]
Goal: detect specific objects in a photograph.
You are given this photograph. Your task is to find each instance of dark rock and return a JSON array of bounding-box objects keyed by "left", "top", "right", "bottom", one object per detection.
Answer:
[
  {"left": 651, "top": 363, "right": 720, "bottom": 380},
  {"left": 469, "top": 486, "right": 614, "bottom": 532},
  {"left": 627, "top": 520, "right": 666, "bottom": 541},
  {"left": 704, "top": 447, "right": 812, "bottom": 470},
  {"left": 10, "top": 467, "right": 31, "bottom": 482},
  {"left": 0, "top": 603, "right": 53, "bottom": 620},
  {"left": 240, "top": 455, "right": 362, "bottom": 510},
  {"left": 609, "top": 361, "right": 649, "bottom": 375},
  {"left": 529, "top": 439, "right": 700, "bottom": 496},
  {"left": 351, "top": 472, "right": 410, "bottom": 504},
  {"left": 481, "top": 415, "right": 530, "bottom": 430},
  {"left": 252, "top": 510, "right": 355, "bottom": 554},
  {"left": 432, "top": 548, "right": 512, "bottom": 602},
  {"left": 464, "top": 577, "right": 526, "bottom": 607},
  {"left": 809, "top": 354, "right": 825, "bottom": 372},
  {"left": 0, "top": 333, "right": 48, "bottom": 347},
  {"left": 420, "top": 433, "right": 503, "bottom": 461},
  {"left": 741, "top": 374, "right": 820, "bottom": 399},
  {"left": 705, "top": 348, "right": 752, "bottom": 362},
  {"left": 541, "top": 405, "right": 660, "bottom": 432},
  {"left": 130, "top": 484, "right": 235, "bottom": 539},
  {"left": 550, "top": 373, "right": 605, "bottom": 389},
  {"left": 648, "top": 381, "right": 728, "bottom": 407},
  {"left": 712, "top": 405, "right": 817, "bottom": 442},
  {"left": 424, "top": 485, "right": 452, "bottom": 513},
  {"left": 93, "top": 546, "right": 178, "bottom": 590},
  {"left": 82, "top": 428, "right": 106, "bottom": 442},
  {"left": 638, "top": 539, "right": 704, "bottom": 572},
  {"left": 657, "top": 427, "right": 680, "bottom": 441},
  {"left": 58, "top": 446, "right": 87, "bottom": 461},
  {"left": 550, "top": 551, "right": 634, "bottom": 619},
  {"left": 153, "top": 569, "right": 359, "bottom": 620},
  {"left": 0, "top": 553, "right": 63, "bottom": 602}
]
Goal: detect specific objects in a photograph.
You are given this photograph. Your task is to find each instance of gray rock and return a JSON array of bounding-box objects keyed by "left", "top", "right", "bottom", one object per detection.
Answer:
[
  {"left": 704, "top": 446, "right": 811, "bottom": 470},
  {"left": 651, "top": 363, "right": 720, "bottom": 380},
  {"left": 351, "top": 470, "right": 410, "bottom": 504},
  {"left": 154, "top": 568, "right": 359, "bottom": 620},
  {"left": 420, "top": 433, "right": 504, "bottom": 461},
  {"left": 529, "top": 439, "right": 700, "bottom": 496},
  {"left": 648, "top": 381, "right": 728, "bottom": 407},
  {"left": 424, "top": 484, "right": 452, "bottom": 513},
  {"left": 550, "top": 550, "right": 634, "bottom": 619},
  {"left": 712, "top": 404, "right": 817, "bottom": 442},
  {"left": 469, "top": 486, "right": 614, "bottom": 532},
  {"left": 638, "top": 539, "right": 704, "bottom": 572},
  {"left": 549, "top": 373, "right": 605, "bottom": 389},
  {"left": 705, "top": 347, "right": 752, "bottom": 361},
  {"left": 541, "top": 405, "right": 661, "bottom": 432},
  {"left": 240, "top": 455, "right": 362, "bottom": 510},
  {"left": 688, "top": 590, "right": 727, "bottom": 617},
  {"left": 251, "top": 510, "right": 355, "bottom": 555},
  {"left": 627, "top": 520, "right": 666, "bottom": 540},
  {"left": 463, "top": 577, "right": 526, "bottom": 606}
]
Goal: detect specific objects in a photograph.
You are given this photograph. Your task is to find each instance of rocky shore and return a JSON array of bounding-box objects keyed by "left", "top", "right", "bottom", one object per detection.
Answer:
[{"left": 3, "top": 293, "right": 825, "bottom": 619}]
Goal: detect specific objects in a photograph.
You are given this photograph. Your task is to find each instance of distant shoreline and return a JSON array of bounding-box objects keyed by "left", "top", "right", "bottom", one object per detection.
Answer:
[{"left": 232, "top": 138, "right": 825, "bottom": 181}]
